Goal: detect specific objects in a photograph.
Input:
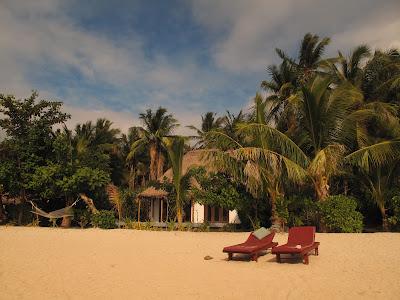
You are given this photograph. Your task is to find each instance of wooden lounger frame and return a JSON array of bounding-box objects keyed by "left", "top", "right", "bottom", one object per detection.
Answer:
[{"left": 275, "top": 242, "right": 320, "bottom": 264}]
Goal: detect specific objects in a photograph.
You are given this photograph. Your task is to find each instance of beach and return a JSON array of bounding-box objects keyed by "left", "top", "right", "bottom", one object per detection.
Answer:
[{"left": 1, "top": 227, "right": 399, "bottom": 299}]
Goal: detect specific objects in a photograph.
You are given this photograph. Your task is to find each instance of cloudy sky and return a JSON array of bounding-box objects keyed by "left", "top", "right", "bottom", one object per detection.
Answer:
[{"left": 1, "top": 0, "right": 399, "bottom": 135}]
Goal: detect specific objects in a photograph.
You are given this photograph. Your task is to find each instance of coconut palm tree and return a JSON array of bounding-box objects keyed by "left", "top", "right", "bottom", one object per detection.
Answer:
[
  {"left": 276, "top": 33, "right": 331, "bottom": 84},
  {"left": 162, "top": 136, "right": 186, "bottom": 225},
  {"left": 325, "top": 45, "right": 371, "bottom": 87},
  {"left": 187, "top": 112, "right": 223, "bottom": 149},
  {"left": 291, "top": 75, "right": 363, "bottom": 200},
  {"left": 120, "top": 127, "right": 149, "bottom": 189},
  {"left": 345, "top": 139, "right": 400, "bottom": 230},
  {"left": 344, "top": 92, "right": 400, "bottom": 230},
  {"left": 261, "top": 60, "right": 299, "bottom": 134},
  {"left": 362, "top": 49, "right": 400, "bottom": 103},
  {"left": 129, "top": 107, "right": 178, "bottom": 181},
  {"left": 204, "top": 94, "right": 309, "bottom": 227}
]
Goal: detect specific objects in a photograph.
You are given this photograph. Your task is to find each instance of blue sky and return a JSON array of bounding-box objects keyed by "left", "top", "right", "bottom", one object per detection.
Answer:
[{"left": 0, "top": 0, "right": 399, "bottom": 135}]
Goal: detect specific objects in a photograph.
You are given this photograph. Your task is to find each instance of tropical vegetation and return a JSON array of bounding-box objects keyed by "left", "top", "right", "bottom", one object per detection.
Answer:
[{"left": 0, "top": 33, "right": 399, "bottom": 232}]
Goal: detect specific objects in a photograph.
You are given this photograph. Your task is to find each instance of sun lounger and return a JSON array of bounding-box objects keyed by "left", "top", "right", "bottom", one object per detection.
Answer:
[
  {"left": 223, "top": 231, "right": 277, "bottom": 262},
  {"left": 271, "top": 226, "right": 319, "bottom": 264}
]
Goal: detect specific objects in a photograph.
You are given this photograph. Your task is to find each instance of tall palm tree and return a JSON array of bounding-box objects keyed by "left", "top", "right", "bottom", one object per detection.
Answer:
[
  {"left": 129, "top": 107, "right": 178, "bottom": 181},
  {"left": 344, "top": 89, "right": 400, "bottom": 230},
  {"left": 121, "top": 127, "right": 148, "bottom": 189},
  {"left": 276, "top": 33, "right": 331, "bottom": 84},
  {"left": 261, "top": 61, "right": 298, "bottom": 134},
  {"left": 162, "top": 136, "right": 186, "bottom": 225},
  {"left": 221, "top": 110, "right": 247, "bottom": 141},
  {"left": 326, "top": 45, "right": 371, "bottom": 87},
  {"left": 187, "top": 112, "right": 223, "bottom": 149},
  {"left": 204, "top": 95, "right": 308, "bottom": 227},
  {"left": 291, "top": 75, "right": 363, "bottom": 200},
  {"left": 362, "top": 49, "right": 400, "bottom": 103}
]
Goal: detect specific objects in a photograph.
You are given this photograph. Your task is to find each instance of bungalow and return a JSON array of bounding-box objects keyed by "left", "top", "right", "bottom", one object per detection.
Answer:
[{"left": 137, "top": 150, "right": 241, "bottom": 226}]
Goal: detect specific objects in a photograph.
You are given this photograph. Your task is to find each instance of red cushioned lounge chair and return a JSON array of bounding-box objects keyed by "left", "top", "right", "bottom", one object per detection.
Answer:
[
  {"left": 223, "top": 231, "right": 277, "bottom": 262},
  {"left": 272, "top": 226, "right": 319, "bottom": 265}
]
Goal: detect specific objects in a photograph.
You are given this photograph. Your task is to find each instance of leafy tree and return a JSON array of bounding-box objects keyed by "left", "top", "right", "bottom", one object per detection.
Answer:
[{"left": 0, "top": 92, "right": 70, "bottom": 223}]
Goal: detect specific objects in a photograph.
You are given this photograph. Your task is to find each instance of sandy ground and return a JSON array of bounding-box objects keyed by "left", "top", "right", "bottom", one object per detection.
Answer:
[{"left": 1, "top": 227, "right": 399, "bottom": 300}]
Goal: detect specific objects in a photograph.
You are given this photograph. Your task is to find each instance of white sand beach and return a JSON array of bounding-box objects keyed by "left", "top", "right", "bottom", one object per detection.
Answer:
[{"left": 1, "top": 227, "right": 399, "bottom": 300}]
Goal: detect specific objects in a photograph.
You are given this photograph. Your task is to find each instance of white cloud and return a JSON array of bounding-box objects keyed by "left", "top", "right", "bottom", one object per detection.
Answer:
[
  {"left": 191, "top": 0, "right": 400, "bottom": 72},
  {"left": 0, "top": 0, "right": 217, "bottom": 134}
]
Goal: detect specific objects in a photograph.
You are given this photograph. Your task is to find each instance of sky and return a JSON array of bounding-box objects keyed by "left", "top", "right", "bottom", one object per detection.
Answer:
[{"left": 0, "top": 0, "right": 399, "bottom": 136}]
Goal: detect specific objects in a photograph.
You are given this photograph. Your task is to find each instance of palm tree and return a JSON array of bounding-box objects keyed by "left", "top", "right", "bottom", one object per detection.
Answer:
[
  {"left": 121, "top": 127, "right": 148, "bottom": 189},
  {"left": 362, "top": 49, "right": 400, "bottom": 103},
  {"left": 346, "top": 139, "right": 400, "bottom": 230},
  {"left": 344, "top": 93, "right": 400, "bottom": 230},
  {"left": 204, "top": 95, "right": 308, "bottom": 227},
  {"left": 292, "top": 75, "right": 363, "bottom": 200},
  {"left": 188, "top": 112, "right": 223, "bottom": 149},
  {"left": 221, "top": 110, "right": 247, "bottom": 141},
  {"left": 129, "top": 107, "right": 178, "bottom": 181},
  {"left": 326, "top": 45, "right": 371, "bottom": 87},
  {"left": 261, "top": 61, "right": 298, "bottom": 134},
  {"left": 162, "top": 136, "right": 186, "bottom": 225},
  {"left": 276, "top": 33, "right": 331, "bottom": 84}
]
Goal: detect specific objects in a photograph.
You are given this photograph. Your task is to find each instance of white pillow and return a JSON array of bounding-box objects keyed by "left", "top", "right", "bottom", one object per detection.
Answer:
[{"left": 252, "top": 227, "right": 270, "bottom": 240}]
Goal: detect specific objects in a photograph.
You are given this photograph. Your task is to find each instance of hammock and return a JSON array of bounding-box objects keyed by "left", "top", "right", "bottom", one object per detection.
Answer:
[{"left": 30, "top": 199, "right": 79, "bottom": 219}]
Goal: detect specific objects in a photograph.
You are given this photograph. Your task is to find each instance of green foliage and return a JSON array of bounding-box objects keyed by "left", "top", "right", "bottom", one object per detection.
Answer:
[
  {"left": 275, "top": 196, "right": 318, "bottom": 229},
  {"left": 91, "top": 210, "right": 116, "bottom": 229},
  {"left": 59, "top": 167, "right": 110, "bottom": 195},
  {"left": 74, "top": 209, "right": 92, "bottom": 228},
  {"left": 191, "top": 169, "right": 242, "bottom": 210},
  {"left": 388, "top": 195, "right": 400, "bottom": 230},
  {"left": 319, "top": 195, "right": 363, "bottom": 233}
]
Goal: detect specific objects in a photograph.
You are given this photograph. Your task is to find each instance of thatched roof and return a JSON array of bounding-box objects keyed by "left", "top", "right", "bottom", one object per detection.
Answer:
[
  {"left": 138, "top": 186, "right": 168, "bottom": 198},
  {"left": 139, "top": 150, "right": 214, "bottom": 198},
  {"left": 161, "top": 150, "right": 214, "bottom": 181}
]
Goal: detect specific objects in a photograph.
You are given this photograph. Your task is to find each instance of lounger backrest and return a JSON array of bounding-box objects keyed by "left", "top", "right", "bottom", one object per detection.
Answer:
[{"left": 287, "top": 226, "right": 315, "bottom": 246}]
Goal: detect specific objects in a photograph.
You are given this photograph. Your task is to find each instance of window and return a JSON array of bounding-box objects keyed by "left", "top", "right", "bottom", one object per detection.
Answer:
[{"left": 204, "top": 205, "right": 229, "bottom": 223}]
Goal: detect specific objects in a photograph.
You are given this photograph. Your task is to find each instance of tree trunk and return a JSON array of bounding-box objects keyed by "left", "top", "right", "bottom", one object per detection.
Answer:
[
  {"left": 18, "top": 190, "right": 26, "bottom": 225},
  {"left": 149, "top": 143, "right": 158, "bottom": 181},
  {"left": 176, "top": 206, "right": 183, "bottom": 226},
  {"left": 61, "top": 196, "right": 73, "bottom": 228},
  {"left": 379, "top": 205, "right": 389, "bottom": 231},
  {"left": 269, "top": 189, "right": 283, "bottom": 231},
  {"left": 315, "top": 175, "right": 329, "bottom": 201},
  {"left": 129, "top": 165, "right": 135, "bottom": 190},
  {"left": 79, "top": 194, "right": 99, "bottom": 214},
  {"left": 0, "top": 195, "right": 6, "bottom": 224},
  {"left": 156, "top": 152, "right": 165, "bottom": 180}
]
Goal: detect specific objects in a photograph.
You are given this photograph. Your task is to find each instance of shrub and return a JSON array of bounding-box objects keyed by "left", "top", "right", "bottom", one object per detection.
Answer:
[
  {"left": 388, "top": 195, "right": 400, "bottom": 230},
  {"left": 91, "top": 210, "right": 116, "bottom": 229},
  {"left": 74, "top": 209, "right": 91, "bottom": 228},
  {"left": 319, "top": 195, "right": 363, "bottom": 233}
]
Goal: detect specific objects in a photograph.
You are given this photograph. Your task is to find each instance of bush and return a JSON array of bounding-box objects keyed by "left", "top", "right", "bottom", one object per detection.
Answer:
[
  {"left": 319, "top": 195, "right": 363, "bottom": 233},
  {"left": 277, "top": 196, "right": 319, "bottom": 229},
  {"left": 74, "top": 209, "right": 91, "bottom": 228},
  {"left": 91, "top": 210, "right": 116, "bottom": 229},
  {"left": 388, "top": 195, "right": 400, "bottom": 230}
]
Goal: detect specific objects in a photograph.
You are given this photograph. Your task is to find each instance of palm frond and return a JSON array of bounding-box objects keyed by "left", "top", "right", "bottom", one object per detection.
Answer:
[{"left": 345, "top": 140, "right": 400, "bottom": 172}]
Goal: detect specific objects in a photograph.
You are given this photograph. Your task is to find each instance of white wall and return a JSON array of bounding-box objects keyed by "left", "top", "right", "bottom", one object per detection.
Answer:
[{"left": 192, "top": 203, "right": 204, "bottom": 223}]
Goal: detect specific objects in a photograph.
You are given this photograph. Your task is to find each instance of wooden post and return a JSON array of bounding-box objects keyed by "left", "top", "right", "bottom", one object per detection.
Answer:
[
  {"left": 137, "top": 198, "right": 141, "bottom": 226},
  {"left": 160, "top": 199, "right": 163, "bottom": 223}
]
